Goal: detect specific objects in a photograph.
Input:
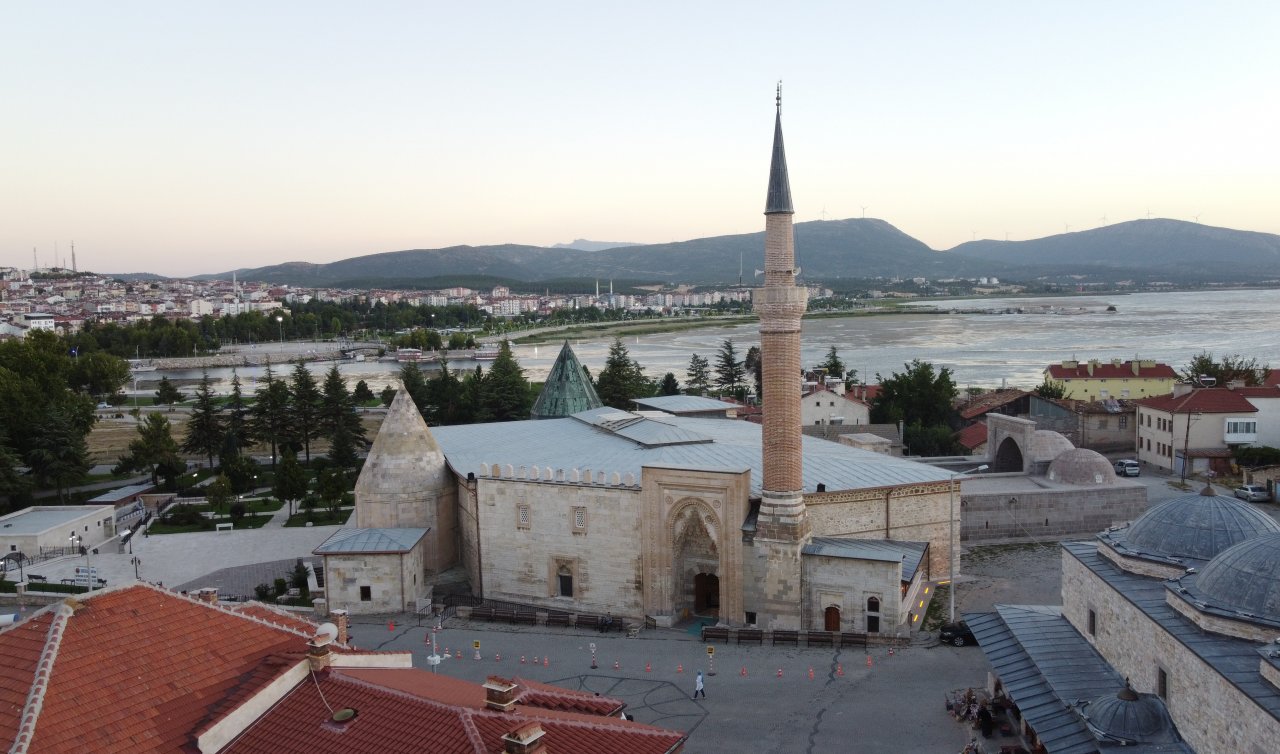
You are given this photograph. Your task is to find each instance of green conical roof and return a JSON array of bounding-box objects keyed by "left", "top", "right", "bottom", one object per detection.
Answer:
[{"left": 531, "top": 341, "right": 603, "bottom": 419}]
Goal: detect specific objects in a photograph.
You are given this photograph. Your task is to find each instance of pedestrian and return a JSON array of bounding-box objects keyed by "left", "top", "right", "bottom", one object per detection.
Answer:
[{"left": 693, "top": 670, "right": 706, "bottom": 699}]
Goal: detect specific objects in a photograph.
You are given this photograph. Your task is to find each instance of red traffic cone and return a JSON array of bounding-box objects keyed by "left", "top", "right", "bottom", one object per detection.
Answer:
[
  {"left": 837, "top": 663, "right": 844, "bottom": 677},
  {"left": 455, "top": 650, "right": 462, "bottom": 659},
  {"left": 776, "top": 668, "right": 783, "bottom": 678},
  {"left": 543, "top": 657, "right": 549, "bottom": 668},
  {"left": 740, "top": 666, "right": 748, "bottom": 677},
  {"left": 496, "top": 653, "right": 501, "bottom": 662},
  {"left": 888, "top": 647, "right": 895, "bottom": 657},
  {"left": 677, "top": 663, "right": 683, "bottom": 673},
  {"left": 387, "top": 620, "right": 395, "bottom": 632},
  {"left": 808, "top": 667, "right": 814, "bottom": 681},
  {"left": 865, "top": 655, "right": 872, "bottom": 668},
  {"left": 645, "top": 662, "right": 652, "bottom": 673},
  {"left": 614, "top": 660, "right": 620, "bottom": 670}
]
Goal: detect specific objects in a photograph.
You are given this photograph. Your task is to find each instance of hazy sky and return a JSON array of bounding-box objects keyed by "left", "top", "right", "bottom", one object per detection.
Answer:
[{"left": 5, "top": 2, "right": 1278, "bottom": 277}]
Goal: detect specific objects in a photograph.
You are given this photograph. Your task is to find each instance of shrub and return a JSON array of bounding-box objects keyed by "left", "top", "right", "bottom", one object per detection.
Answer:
[
  {"left": 273, "top": 577, "right": 288, "bottom": 596},
  {"left": 254, "top": 583, "right": 273, "bottom": 601}
]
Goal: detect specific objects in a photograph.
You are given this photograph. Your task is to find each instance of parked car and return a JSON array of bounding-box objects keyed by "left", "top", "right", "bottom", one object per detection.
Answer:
[
  {"left": 1114, "top": 460, "right": 1140, "bottom": 477},
  {"left": 1235, "top": 484, "right": 1272, "bottom": 503},
  {"left": 940, "top": 621, "right": 975, "bottom": 647}
]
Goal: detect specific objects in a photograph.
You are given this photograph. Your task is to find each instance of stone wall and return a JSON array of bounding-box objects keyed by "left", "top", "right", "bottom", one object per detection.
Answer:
[
  {"left": 803, "top": 555, "right": 901, "bottom": 632},
  {"left": 961, "top": 485, "right": 1146, "bottom": 544},
  {"left": 323, "top": 545, "right": 425, "bottom": 615},
  {"left": 1062, "top": 548, "right": 1280, "bottom": 754},
  {"left": 805, "top": 484, "right": 949, "bottom": 583}
]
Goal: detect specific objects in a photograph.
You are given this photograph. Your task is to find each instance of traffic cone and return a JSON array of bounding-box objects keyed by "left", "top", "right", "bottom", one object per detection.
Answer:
[
  {"left": 388, "top": 620, "right": 395, "bottom": 632},
  {"left": 455, "top": 650, "right": 461, "bottom": 659},
  {"left": 474, "top": 649, "right": 481, "bottom": 660},
  {"left": 645, "top": 662, "right": 652, "bottom": 673},
  {"left": 808, "top": 667, "right": 814, "bottom": 681},
  {"left": 677, "top": 663, "right": 683, "bottom": 673},
  {"left": 777, "top": 668, "right": 783, "bottom": 678},
  {"left": 888, "top": 647, "right": 895, "bottom": 657},
  {"left": 521, "top": 655, "right": 526, "bottom": 664},
  {"left": 543, "top": 657, "right": 549, "bottom": 668},
  {"left": 532, "top": 656, "right": 539, "bottom": 665},
  {"left": 836, "top": 663, "right": 844, "bottom": 677},
  {"left": 740, "top": 666, "right": 748, "bottom": 677},
  {"left": 614, "top": 660, "right": 620, "bottom": 670},
  {"left": 496, "top": 653, "right": 501, "bottom": 662},
  {"left": 865, "top": 655, "right": 872, "bottom": 668}
]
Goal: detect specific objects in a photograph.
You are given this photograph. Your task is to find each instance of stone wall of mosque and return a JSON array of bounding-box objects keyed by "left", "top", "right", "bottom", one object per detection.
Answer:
[
  {"left": 803, "top": 555, "right": 902, "bottom": 633},
  {"left": 803, "top": 485, "right": 950, "bottom": 584},
  {"left": 1061, "top": 548, "right": 1280, "bottom": 754},
  {"left": 962, "top": 485, "right": 1146, "bottom": 545}
]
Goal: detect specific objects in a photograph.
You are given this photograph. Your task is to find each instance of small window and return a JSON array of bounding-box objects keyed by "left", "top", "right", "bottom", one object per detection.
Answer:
[
  {"left": 1087, "top": 608, "right": 1097, "bottom": 636},
  {"left": 572, "top": 507, "right": 587, "bottom": 531},
  {"left": 1097, "top": 418, "right": 1108, "bottom": 429},
  {"left": 1119, "top": 416, "right": 1128, "bottom": 429},
  {"left": 359, "top": 586, "right": 372, "bottom": 602},
  {"left": 745, "top": 611, "right": 756, "bottom": 625},
  {"left": 1157, "top": 667, "right": 1168, "bottom": 699},
  {"left": 517, "top": 504, "right": 530, "bottom": 530},
  {"left": 557, "top": 564, "right": 573, "bottom": 597}
]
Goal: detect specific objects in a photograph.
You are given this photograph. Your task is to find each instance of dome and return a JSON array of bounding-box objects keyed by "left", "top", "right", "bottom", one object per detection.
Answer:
[
  {"left": 1121, "top": 487, "right": 1280, "bottom": 562},
  {"left": 1045, "top": 448, "right": 1116, "bottom": 486},
  {"left": 1190, "top": 532, "right": 1280, "bottom": 623},
  {"left": 1030, "top": 430, "right": 1074, "bottom": 462},
  {"left": 1079, "top": 682, "right": 1181, "bottom": 744}
]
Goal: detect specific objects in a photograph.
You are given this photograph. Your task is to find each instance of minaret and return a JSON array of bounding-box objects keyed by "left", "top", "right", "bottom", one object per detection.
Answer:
[{"left": 751, "top": 84, "right": 809, "bottom": 629}]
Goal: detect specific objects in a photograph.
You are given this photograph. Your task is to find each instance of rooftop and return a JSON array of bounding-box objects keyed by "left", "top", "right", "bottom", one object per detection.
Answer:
[
  {"left": 1136, "top": 388, "right": 1259, "bottom": 414},
  {"left": 803, "top": 538, "right": 928, "bottom": 582},
  {"left": 0, "top": 505, "right": 114, "bottom": 536},
  {"left": 631, "top": 394, "right": 738, "bottom": 415},
  {"left": 314, "top": 527, "right": 429, "bottom": 555}
]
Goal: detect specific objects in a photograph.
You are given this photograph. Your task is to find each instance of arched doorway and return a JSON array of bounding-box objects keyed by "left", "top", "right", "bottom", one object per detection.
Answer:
[
  {"left": 866, "top": 596, "right": 881, "bottom": 633},
  {"left": 994, "top": 436, "right": 1024, "bottom": 473},
  {"left": 694, "top": 573, "right": 720, "bottom": 615},
  {"left": 824, "top": 605, "right": 841, "bottom": 631}
]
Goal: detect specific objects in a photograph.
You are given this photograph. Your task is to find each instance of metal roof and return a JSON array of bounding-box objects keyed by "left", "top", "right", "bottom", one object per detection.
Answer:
[
  {"left": 1177, "top": 532, "right": 1280, "bottom": 627},
  {"left": 431, "top": 410, "right": 954, "bottom": 497},
  {"left": 530, "top": 341, "right": 602, "bottom": 419},
  {"left": 630, "top": 395, "right": 738, "bottom": 414},
  {"left": 1103, "top": 488, "right": 1280, "bottom": 564},
  {"left": 966, "top": 605, "right": 1190, "bottom": 753},
  {"left": 764, "top": 97, "right": 793, "bottom": 215},
  {"left": 313, "top": 527, "right": 429, "bottom": 554},
  {"left": 0, "top": 506, "right": 113, "bottom": 535},
  {"left": 87, "top": 484, "right": 154, "bottom": 504},
  {"left": 803, "top": 538, "right": 928, "bottom": 582},
  {"left": 1064, "top": 540, "right": 1280, "bottom": 724}
]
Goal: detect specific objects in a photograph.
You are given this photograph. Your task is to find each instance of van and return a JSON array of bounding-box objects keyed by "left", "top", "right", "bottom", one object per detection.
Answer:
[{"left": 1114, "top": 460, "right": 1140, "bottom": 477}]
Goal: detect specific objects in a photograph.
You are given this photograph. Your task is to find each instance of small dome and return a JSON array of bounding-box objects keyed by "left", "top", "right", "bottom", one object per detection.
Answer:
[
  {"left": 1191, "top": 532, "right": 1280, "bottom": 623},
  {"left": 1046, "top": 448, "right": 1116, "bottom": 485},
  {"left": 1030, "top": 430, "right": 1074, "bottom": 462},
  {"left": 1079, "top": 682, "right": 1180, "bottom": 744},
  {"left": 1122, "top": 488, "right": 1280, "bottom": 562}
]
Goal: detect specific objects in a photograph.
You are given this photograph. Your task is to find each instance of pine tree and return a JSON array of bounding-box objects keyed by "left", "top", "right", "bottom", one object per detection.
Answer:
[
  {"left": 319, "top": 364, "right": 367, "bottom": 459},
  {"left": 182, "top": 370, "right": 224, "bottom": 469},
  {"left": 713, "top": 339, "right": 746, "bottom": 399},
  {"left": 352, "top": 379, "right": 375, "bottom": 404},
  {"left": 745, "top": 346, "right": 763, "bottom": 400},
  {"left": 273, "top": 450, "right": 310, "bottom": 517},
  {"left": 818, "top": 345, "right": 845, "bottom": 379},
  {"left": 477, "top": 341, "right": 532, "bottom": 421},
  {"left": 114, "top": 413, "right": 181, "bottom": 486},
  {"left": 686, "top": 353, "right": 711, "bottom": 395},
  {"left": 154, "top": 376, "right": 183, "bottom": 405},
  {"left": 658, "top": 372, "right": 681, "bottom": 396},
  {"left": 223, "top": 372, "right": 252, "bottom": 456},
  {"left": 399, "top": 362, "right": 430, "bottom": 417},
  {"left": 595, "top": 337, "right": 652, "bottom": 409},
  {"left": 26, "top": 407, "right": 90, "bottom": 503},
  {"left": 250, "top": 364, "right": 291, "bottom": 470},
  {"left": 288, "top": 362, "right": 322, "bottom": 463}
]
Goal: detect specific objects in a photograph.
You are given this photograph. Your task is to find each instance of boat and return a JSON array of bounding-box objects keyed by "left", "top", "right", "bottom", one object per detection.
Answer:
[
  {"left": 395, "top": 348, "right": 425, "bottom": 362},
  {"left": 474, "top": 346, "right": 500, "bottom": 361},
  {"left": 129, "top": 360, "right": 158, "bottom": 373}
]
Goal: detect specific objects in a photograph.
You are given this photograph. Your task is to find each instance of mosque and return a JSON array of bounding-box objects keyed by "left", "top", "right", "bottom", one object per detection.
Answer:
[{"left": 319, "top": 92, "right": 960, "bottom": 633}]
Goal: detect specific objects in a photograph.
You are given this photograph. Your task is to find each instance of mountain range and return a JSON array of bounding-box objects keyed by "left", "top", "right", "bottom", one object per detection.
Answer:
[{"left": 180, "top": 218, "right": 1280, "bottom": 288}]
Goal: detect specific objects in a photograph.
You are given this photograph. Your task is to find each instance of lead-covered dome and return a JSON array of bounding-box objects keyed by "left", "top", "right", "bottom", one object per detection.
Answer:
[
  {"left": 1030, "top": 430, "right": 1074, "bottom": 463},
  {"left": 1188, "top": 532, "right": 1280, "bottom": 624},
  {"left": 1120, "top": 487, "right": 1280, "bottom": 562},
  {"left": 1079, "top": 683, "right": 1181, "bottom": 745},
  {"left": 1046, "top": 448, "right": 1116, "bottom": 486}
]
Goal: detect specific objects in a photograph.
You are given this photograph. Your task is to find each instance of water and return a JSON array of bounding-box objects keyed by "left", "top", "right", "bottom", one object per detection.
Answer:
[{"left": 144, "top": 289, "right": 1280, "bottom": 393}]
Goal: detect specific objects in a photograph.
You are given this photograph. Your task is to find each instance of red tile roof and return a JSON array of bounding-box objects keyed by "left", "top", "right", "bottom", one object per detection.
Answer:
[
  {"left": 1233, "top": 386, "right": 1280, "bottom": 400},
  {"left": 1045, "top": 361, "right": 1177, "bottom": 381},
  {"left": 957, "top": 389, "right": 1028, "bottom": 420},
  {"left": 222, "top": 669, "right": 686, "bottom": 754},
  {"left": 1265, "top": 369, "right": 1280, "bottom": 388},
  {"left": 1136, "top": 388, "right": 1259, "bottom": 415},
  {"left": 955, "top": 423, "right": 989, "bottom": 451}
]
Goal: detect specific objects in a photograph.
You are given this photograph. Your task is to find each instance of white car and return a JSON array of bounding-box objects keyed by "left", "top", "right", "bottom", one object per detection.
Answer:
[
  {"left": 1235, "top": 485, "right": 1271, "bottom": 503},
  {"left": 1114, "top": 460, "right": 1140, "bottom": 477}
]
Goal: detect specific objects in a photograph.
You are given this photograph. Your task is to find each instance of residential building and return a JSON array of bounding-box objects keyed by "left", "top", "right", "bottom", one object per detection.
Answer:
[
  {"left": 800, "top": 384, "right": 869, "bottom": 427},
  {"left": 1135, "top": 386, "right": 1258, "bottom": 476},
  {"left": 1044, "top": 359, "right": 1177, "bottom": 401}
]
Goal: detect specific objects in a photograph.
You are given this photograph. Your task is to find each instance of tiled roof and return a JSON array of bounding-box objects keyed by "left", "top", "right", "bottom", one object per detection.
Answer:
[
  {"left": 0, "top": 584, "right": 324, "bottom": 754},
  {"left": 222, "top": 669, "right": 686, "bottom": 754},
  {"left": 1045, "top": 361, "right": 1177, "bottom": 380},
  {"left": 956, "top": 389, "right": 1028, "bottom": 420},
  {"left": 1234, "top": 385, "right": 1280, "bottom": 399},
  {"left": 1265, "top": 369, "right": 1280, "bottom": 388},
  {"left": 1135, "top": 388, "right": 1259, "bottom": 415},
  {"left": 232, "top": 603, "right": 325, "bottom": 635},
  {"left": 954, "top": 422, "right": 988, "bottom": 451}
]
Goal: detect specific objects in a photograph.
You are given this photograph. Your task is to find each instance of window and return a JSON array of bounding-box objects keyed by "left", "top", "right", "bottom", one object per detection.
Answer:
[
  {"left": 1087, "top": 608, "right": 1097, "bottom": 636},
  {"left": 360, "top": 586, "right": 372, "bottom": 602},
  {"left": 516, "top": 504, "right": 530, "bottom": 530},
  {"left": 1157, "top": 667, "right": 1168, "bottom": 699},
  {"left": 1226, "top": 419, "right": 1257, "bottom": 434},
  {"left": 557, "top": 565, "right": 573, "bottom": 597},
  {"left": 1097, "top": 418, "right": 1109, "bottom": 429},
  {"left": 1099, "top": 389, "right": 1109, "bottom": 398},
  {"left": 745, "top": 611, "right": 757, "bottom": 625},
  {"left": 866, "top": 596, "right": 881, "bottom": 633},
  {"left": 572, "top": 506, "right": 587, "bottom": 532},
  {"left": 1119, "top": 416, "right": 1128, "bottom": 429}
]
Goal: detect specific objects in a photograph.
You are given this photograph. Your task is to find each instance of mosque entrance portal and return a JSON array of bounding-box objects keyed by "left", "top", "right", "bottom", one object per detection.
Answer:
[
  {"left": 671, "top": 502, "right": 721, "bottom": 620},
  {"left": 694, "top": 573, "right": 720, "bottom": 616}
]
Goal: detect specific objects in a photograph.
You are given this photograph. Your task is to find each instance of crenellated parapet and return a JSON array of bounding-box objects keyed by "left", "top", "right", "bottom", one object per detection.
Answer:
[{"left": 476, "top": 463, "right": 641, "bottom": 489}]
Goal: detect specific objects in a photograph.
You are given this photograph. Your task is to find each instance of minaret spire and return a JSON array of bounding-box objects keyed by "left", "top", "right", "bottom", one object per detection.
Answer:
[{"left": 765, "top": 82, "right": 794, "bottom": 215}]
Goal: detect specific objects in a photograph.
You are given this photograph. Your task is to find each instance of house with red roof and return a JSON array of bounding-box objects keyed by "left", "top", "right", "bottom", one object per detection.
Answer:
[
  {"left": 1135, "top": 386, "right": 1261, "bottom": 476},
  {"left": 1044, "top": 359, "right": 1177, "bottom": 401},
  {"left": 0, "top": 585, "right": 685, "bottom": 754}
]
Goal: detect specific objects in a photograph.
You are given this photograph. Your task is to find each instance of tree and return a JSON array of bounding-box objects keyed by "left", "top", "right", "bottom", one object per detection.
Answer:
[
  {"left": 476, "top": 341, "right": 532, "bottom": 421},
  {"left": 222, "top": 372, "right": 252, "bottom": 456},
  {"left": 713, "top": 339, "right": 746, "bottom": 399},
  {"left": 273, "top": 450, "right": 309, "bottom": 517},
  {"left": 250, "top": 364, "right": 291, "bottom": 470},
  {"left": 380, "top": 385, "right": 397, "bottom": 406},
  {"left": 745, "top": 345, "right": 763, "bottom": 400},
  {"left": 114, "top": 413, "right": 181, "bottom": 486},
  {"left": 686, "top": 353, "right": 711, "bottom": 395},
  {"left": 871, "top": 359, "right": 959, "bottom": 428},
  {"left": 427, "top": 357, "right": 472, "bottom": 425},
  {"left": 352, "top": 379, "right": 375, "bottom": 404},
  {"left": 318, "top": 364, "right": 367, "bottom": 458},
  {"left": 25, "top": 408, "right": 90, "bottom": 503},
  {"left": 154, "top": 376, "right": 183, "bottom": 405},
  {"left": 818, "top": 345, "right": 845, "bottom": 379},
  {"left": 1034, "top": 377, "right": 1069, "bottom": 399},
  {"left": 228, "top": 500, "right": 248, "bottom": 524},
  {"left": 398, "top": 362, "right": 429, "bottom": 417},
  {"left": 595, "top": 337, "right": 651, "bottom": 409},
  {"left": 67, "top": 350, "right": 131, "bottom": 399},
  {"left": 1181, "top": 352, "right": 1267, "bottom": 387},
  {"left": 317, "top": 466, "right": 348, "bottom": 518},
  {"left": 658, "top": 372, "right": 681, "bottom": 396},
  {"left": 288, "top": 362, "right": 322, "bottom": 463},
  {"left": 0, "top": 429, "right": 31, "bottom": 512},
  {"left": 182, "top": 370, "right": 223, "bottom": 469},
  {"left": 205, "top": 474, "right": 233, "bottom": 513}
]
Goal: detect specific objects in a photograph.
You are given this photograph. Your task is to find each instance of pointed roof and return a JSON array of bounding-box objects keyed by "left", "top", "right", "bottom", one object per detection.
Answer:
[
  {"left": 530, "top": 341, "right": 603, "bottom": 419},
  {"left": 354, "top": 388, "right": 445, "bottom": 497},
  {"left": 765, "top": 86, "right": 793, "bottom": 215}
]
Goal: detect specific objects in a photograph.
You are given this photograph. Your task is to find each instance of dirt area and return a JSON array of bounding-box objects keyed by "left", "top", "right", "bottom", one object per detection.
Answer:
[{"left": 955, "top": 540, "right": 1070, "bottom": 615}]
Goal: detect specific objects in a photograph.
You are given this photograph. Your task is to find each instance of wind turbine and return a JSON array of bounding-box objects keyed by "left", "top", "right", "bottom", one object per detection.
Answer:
[
  {"left": 1193, "top": 212, "right": 1202, "bottom": 223},
  {"left": 1099, "top": 215, "right": 1108, "bottom": 226},
  {"left": 860, "top": 205, "right": 868, "bottom": 219},
  {"left": 1064, "top": 222, "right": 1071, "bottom": 233}
]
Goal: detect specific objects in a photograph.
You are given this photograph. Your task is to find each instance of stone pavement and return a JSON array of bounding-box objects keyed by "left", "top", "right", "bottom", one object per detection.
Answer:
[{"left": 349, "top": 617, "right": 986, "bottom": 754}]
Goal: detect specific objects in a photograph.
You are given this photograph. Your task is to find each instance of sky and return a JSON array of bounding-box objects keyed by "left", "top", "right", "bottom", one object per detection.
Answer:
[{"left": 4, "top": 2, "right": 1279, "bottom": 277}]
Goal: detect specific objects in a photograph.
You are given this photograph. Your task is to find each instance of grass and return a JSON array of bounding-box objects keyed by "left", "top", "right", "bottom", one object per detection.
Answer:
[
  {"left": 146, "top": 513, "right": 273, "bottom": 535},
  {"left": 923, "top": 584, "right": 950, "bottom": 630},
  {"left": 284, "top": 508, "right": 353, "bottom": 527},
  {"left": 170, "top": 498, "right": 283, "bottom": 515}
]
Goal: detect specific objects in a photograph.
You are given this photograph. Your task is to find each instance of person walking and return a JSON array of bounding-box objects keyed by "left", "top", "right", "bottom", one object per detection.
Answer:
[{"left": 692, "top": 670, "right": 706, "bottom": 699}]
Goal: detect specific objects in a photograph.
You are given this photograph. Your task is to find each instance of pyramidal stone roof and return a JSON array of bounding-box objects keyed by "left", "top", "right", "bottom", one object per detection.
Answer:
[
  {"left": 530, "top": 341, "right": 603, "bottom": 419},
  {"left": 355, "top": 388, "right": 445, "bottom": 496}
]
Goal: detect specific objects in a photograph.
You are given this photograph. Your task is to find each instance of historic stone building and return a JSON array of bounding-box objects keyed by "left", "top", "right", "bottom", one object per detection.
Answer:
[{"left": 338, "top": 93, "right": 962, "bottom": 633}]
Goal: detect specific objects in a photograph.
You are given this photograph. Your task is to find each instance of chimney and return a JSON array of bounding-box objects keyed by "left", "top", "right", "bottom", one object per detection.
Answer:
[
  {"left": 501, "top": 722, "right": 548, "bottom": 754},
  {"left": 1087, "top": 360, "right": 1097, "bottom": 376},
  {"left": 331, "top": 609, "right": 349, "bottom": 644},
  {"left": 196, "top": 587, "right": 218, "bottom": 604},
  {"left": 1061, "top": 359, "right": 1077, "bottom": 370},
  {"left": 1112, "top": 358, "right": 1122, "bottom": 367},
  {"left": 1132, "top": 360, "right": 1140, "bottom": 376},
  {"left": 307, "top": 627, "right": 335, "bottom": 672},
  {"left": 1172, "top": 382, "right": 1193, "bottom": 398},
  {"left": 484, "top": 676, "right": 520, "bottom": 712}
]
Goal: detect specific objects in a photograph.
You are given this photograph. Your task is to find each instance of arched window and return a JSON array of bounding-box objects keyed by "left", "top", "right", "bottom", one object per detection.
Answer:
[{"left": 866, "top": 596, "right": 881, "bottom": 633}]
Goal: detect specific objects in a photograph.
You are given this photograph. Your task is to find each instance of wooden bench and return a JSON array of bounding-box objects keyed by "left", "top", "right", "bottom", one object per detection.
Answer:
[
  {"left": 492, "top": 608, "right": 516, "bottom": 623},
  {"left": 469, "top": 606, "right": 497, "bottom": 621},
  {"left": 513, "top": 611, "right": 538, "bottom": 625},
  {"left": 736, "top": 628, "right": 764, "bottom": 645},
  {"left": 545, "top": 613, "right": 571, "bottom": 627},
  {"left": 804, "top": 630, "right": 834, "bottom": 647},
  {"left": 771, "top": 630, "right": 799, "bottom": 646},
  {"left": 701, "top": 625, "right": 730, "bottom": 643},
  {"left": 27, "top": 574, "right": 47, "bottom": 583},
  {"left": 839, "top": 631, "right": 868, "bottom": 648}
]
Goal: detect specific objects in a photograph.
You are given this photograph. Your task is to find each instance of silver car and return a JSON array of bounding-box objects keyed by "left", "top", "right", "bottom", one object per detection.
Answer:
[
  {"left": 1235, "top": 484, "right": 1271, "bottom": 502},
  {"left": 1114, "top": 460, "right": 1140, "bottom": 477}
]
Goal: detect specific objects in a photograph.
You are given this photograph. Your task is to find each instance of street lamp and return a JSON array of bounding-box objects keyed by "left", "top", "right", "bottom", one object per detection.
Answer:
[
  {"left": 948, "top": 463, "right": 988, "bottom": 623},
  {"left": 131, "top": 557, "right": 142, "bottom": 581},
  {"left": 276, "top": 315, "right": 284, "bottom": 351}
]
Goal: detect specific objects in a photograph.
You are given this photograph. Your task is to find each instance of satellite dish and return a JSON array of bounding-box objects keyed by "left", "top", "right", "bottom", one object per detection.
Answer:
[{"left": 314, "top": 622, "right": 339, "bottom": 644}]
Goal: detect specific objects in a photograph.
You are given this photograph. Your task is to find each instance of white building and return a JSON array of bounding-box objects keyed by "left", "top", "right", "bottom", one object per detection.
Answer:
[{"left": 801, "top": 384, "right": 869, "bottom": 427}]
